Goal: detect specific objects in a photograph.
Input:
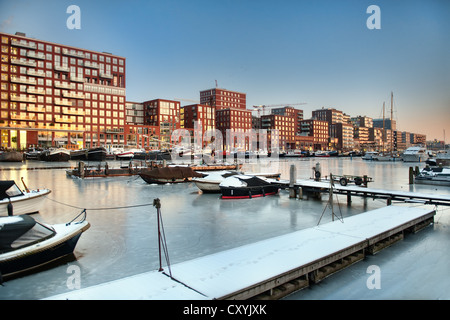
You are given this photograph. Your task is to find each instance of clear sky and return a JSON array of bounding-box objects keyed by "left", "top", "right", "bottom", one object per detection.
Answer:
[{"left": 1, "top": 0, "right": 449, "bottom": 142}]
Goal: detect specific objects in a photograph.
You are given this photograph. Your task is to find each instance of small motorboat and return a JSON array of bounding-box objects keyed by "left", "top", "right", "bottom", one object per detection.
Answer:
[
  {"left": 0, "top": 210, "right": 90, "bottom": 279},
  {"left": 193, "top": 170, "right": 239, "bottom": 193},
  {"left": 219, "top": 175, "right": 280, "bottom": 199},
  {"left": 39, "top": 148, "right": 71, "bottom": 162},
  {"left": 414, "top": 166, "right": 450, "bottom": 186},
  {"left": 193, "top": 171, "right": 281, "bottom": 193},
  {"left": 0, "top": 150, "right": 23, "bottom": 162},
  {"left": 139, "top": 166, "right": 203, "bottom": 184},
  {"left": 1, "top": 180, "right": 51, "bottom": 216}
]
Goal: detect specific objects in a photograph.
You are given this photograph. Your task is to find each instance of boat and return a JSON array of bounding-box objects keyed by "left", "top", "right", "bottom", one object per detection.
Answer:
[
  {"left": 193, "top": 171, "right": 281, "bottom": 193},
  {"left": 362, "top": 151, "right": 379, "bottom": 160},
  {"left": 373, "top": 152, "right": 401, "bottom": 161},
  {"left": 0, "top": 150, "right": 23, "bottom": 162},
  {"left": 315, "top": 151, "right": 330, "bottom": 157},
  {"left": 193, "top": 171, "right": 240, "bottom": 193},
  {"left": 39, "top": 148, "right": 71, "bottom": 162},
  {"left": 70, "top": 148, "right": 88, "bottom": 160},
  {"left": 87, "top": 147, "right": 107, "bottom": 161},
  {"left": 24, "top": 148, "right": 42, "bottom": 160},
  {"left": 414, "top": 166, "right": 450, "bottom": 186},
  {"left": 219, "top": 175, "right": 280, "bottom": 199},
  {"left": 138, "top": 166, "right": 203, "bottom": 184},
  {"left": 401, "top": 146, "right": 429, "bottom": 162},
  {"left": 0, "top": 210, "right": 90, "bottom": 279},
  {"left": 434, "top": 150, "right": 450, "bottom": 166},
  {"left": 281, "top": 150, "right": 303, "bottom": 158},
  {"left": 1, "top": 180, "right": 51, "bottom": 216}
]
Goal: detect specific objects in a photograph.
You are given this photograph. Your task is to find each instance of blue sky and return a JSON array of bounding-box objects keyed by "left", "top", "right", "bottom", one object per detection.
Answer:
[{"left": 1, "top": 0, "right": 449, "bottom": 141}]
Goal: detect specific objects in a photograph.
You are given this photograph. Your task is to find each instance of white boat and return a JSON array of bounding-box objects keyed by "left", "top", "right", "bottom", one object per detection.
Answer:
[
  {"left": 415, "top": 167, "right": 450, "bottom": 186},
  {"left": 1, "top": 180, "right": 51, "bottom": 216},
  {"left": 362, "top": 151, "right": 379, "bottom": 160},
  {"left": 401, "top": 146, "right": 429, "bottom": 162},
  {"left": 372, "top": 152, "right": 401, "bottom": 161},
  {"left": 0, "top": 211, "right": 90, "bottom": 279},
  {"left": 435, "top": 150, "right": 450, "bottom": 166},
  {"left": 193, "top": 171, "right": 281, "bottom": 193},
  {"left": 193, "top": 171, "right": 239, "bottom": 193}
]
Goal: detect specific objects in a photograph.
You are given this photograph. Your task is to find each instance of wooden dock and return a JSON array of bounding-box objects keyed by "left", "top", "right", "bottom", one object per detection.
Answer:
[
  {"left": 46, "top": 205, "right": 435, "bottom": 300},
  {"left": 277, "top": 178, "right": 450, "bottom": 206}
]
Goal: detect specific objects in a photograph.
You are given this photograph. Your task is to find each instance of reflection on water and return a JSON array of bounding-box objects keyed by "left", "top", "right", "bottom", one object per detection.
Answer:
[{"left": 0, "top": 158, "right": 449, "bottom": 299}]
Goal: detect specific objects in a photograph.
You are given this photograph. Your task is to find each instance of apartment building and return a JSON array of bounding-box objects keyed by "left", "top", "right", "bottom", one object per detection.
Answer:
[
  {"left": 300, "top": 119, "right": 329, "bottom": 150},
  {"left": 261, "top": 114, "right": 295, "bottom": 151},
  {"left": 200, "top": 88, "right": 246, "bottom": 110},
  {"left": 142, "top": 99, "right": 180, "bottom": 150},
  {"left": 215, "top": 108, "right": 252, "bottom": 150},
  {"left": 1, "top": 32, "right": 126, "bottom": 149}
]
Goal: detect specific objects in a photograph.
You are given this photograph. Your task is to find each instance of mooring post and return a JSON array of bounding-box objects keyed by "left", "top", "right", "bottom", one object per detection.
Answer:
[
  {"left": 153, "top": 198, "right": 163, "bottom": 272},
  {"left": 289, "top": 164, "right": 297, "bottom": 198},
  {"left": 347, "top": 191, "right": 352, "bottom": 205},
  {"left": 409, "top": 167, "right": 414, "bottom": 184},
  {"left": 79, "top": 161, "right": 85, "bottom": 178}
]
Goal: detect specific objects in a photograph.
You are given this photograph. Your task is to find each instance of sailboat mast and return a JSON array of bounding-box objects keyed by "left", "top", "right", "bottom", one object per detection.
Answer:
[
  {"left": 390, "top": 91, "right": 393, "bottom": 152},
  {"left": 382, "top": 102, "right": 385, "bottom": 152}
]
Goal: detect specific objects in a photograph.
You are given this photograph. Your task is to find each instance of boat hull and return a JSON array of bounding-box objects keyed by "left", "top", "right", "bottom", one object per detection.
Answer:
[
  {"left": 0, "top": 189, "right": 51, "bottom": 216},
  {"left": 0, "top": 221, "right": 90, "bottom": 279},
  {"left": 220, "top": 185, "right": 279, "bottom": 199},
  {"left": 194, "top": 180, "right": 222, "bottom": 193}
]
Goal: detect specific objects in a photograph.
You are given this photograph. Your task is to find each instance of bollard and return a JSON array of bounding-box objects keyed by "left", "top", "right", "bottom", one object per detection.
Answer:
[
  {"left": 79, "top": 161, "right": 85, "bottom": 178},
  {"left": 289, "top": 164, "right": 297, "bottom": 198},
  {"left": 409, "top": 167, "right": 414, "bottom": 184}
]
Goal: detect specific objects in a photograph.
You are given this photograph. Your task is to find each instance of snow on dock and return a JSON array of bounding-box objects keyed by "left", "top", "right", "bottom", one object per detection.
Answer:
[
  {"left": 278, "top": 178, "right": 450, "bottom": 206},
  {"left": 46, "top": 205, "right": 435, "bottom": 300}
]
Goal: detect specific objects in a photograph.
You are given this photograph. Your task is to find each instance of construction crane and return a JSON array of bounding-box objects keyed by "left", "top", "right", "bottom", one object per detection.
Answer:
[
  {"left": 252, "top": 103, "right": 307, "bottom": 117},
  {"left": 173, "top": 98, "right": 200, "bottom": 105}
]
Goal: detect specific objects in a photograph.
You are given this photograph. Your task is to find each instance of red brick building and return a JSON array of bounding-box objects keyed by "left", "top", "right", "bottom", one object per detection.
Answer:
[
  {"left": 300, "top": 119, "right": 329, "bottom": 150},
  {"left": 261, "top": 114, "right": 295, "bottom": 151},
  {"left": 1, "top": 32, "right": 127, "bottom": 149},
  {"left": 215, "top": 108, "right": 252, "bottom": 150},
  {"left": 142, "top": 99, "right": 180, "bottom": 150},
  {"left": 200, "top": 88, "right": 246, "bottom": 110}
]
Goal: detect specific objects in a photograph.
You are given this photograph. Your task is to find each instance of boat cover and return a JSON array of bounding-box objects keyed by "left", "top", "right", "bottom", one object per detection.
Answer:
[
  {"left": 0, "top": 215, "right": 55, "bottom": 254},
  {"left": 140, "top": 167, "right": 203, "bottom": 180},
  {"left": 0, "top": 181, "right": 24, "bottom": 200}
]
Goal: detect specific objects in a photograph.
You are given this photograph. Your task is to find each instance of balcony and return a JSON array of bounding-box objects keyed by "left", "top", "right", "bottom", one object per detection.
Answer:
[
  {"left": 54, "top": 81, "right": 75, "bottom": 89},
  {"left": 27, "top": 51, "right": 46, "bottom": 60},
  {"left": 62, "top": 48, "right": 85, "bottom": 58},
  {"left": 27, "top": 106, "right": 46, "bottom": 113},
  {"left": 99, "top": 71, "right": 113, "bottom": 79},
  {"left": 27, "top": 69, "right": 46, "bottom": 77},
  {"left": 27, "top": 87, "right": 46, "bottom": 95},
  {"left": 10, "top": 58, "right": 36, "bottom": 67},
  {"left": 11, "top": 39, "right": 37, "bottom": 49},
  {"left": 62, "top": 107, "right": 85, "bottom": 116},
  {"left": 10, "top": 114, "right": 37, "bottom": 121},
  {"left": 84, "top": 61, "right": 99, "bottom": 69},
  {"left": 62, "top": 91, "right": 85, "bottom": 99},
  {"left": 54, "top": 64, "right": 70, "bottom": 72},
  {"left": 55, "top": 116, "right": 73, "bottom": 123},
  {"left": 10, "top": 94, "right": 37, "bottom": 103},
  {"left": 70, "top": 75, "right": 85, "bottom": 83},
  {"left": 54, "top": 98, "right": 73, "bottom": 106},
  {"left": 10, "top": 76, "right": 37, "bottom": 85}
]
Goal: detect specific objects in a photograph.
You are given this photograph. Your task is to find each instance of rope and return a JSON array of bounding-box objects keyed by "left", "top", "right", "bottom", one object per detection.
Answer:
[{"left": 45, "top": 196, "right": 156, "bottom": 211}]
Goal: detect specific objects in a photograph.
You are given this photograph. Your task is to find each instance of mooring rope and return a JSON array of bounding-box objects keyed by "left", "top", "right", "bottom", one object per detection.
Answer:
[{"left": 45, "top": 196, "right": 155, "bottom": 211}]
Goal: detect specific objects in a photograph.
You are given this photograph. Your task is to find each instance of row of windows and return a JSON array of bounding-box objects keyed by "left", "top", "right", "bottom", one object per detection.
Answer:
[{"left": 1, "top": 36, "right": 124, "bottom": 65}]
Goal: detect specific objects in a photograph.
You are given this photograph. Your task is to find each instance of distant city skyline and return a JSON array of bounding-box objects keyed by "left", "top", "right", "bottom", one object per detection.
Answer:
[{"left": 1, "top": 0, "right": 448, "bottom": 142}]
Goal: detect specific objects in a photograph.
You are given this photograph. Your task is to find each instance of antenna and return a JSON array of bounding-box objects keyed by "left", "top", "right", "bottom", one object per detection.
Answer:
[{"left": 215, "top": 80, "right": 218, "bottom": 88}]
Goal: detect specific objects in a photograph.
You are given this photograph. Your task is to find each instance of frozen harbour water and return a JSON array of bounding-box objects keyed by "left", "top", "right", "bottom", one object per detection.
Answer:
[{"left": 0, "top": 158, "right": 449, "bottom": 300}]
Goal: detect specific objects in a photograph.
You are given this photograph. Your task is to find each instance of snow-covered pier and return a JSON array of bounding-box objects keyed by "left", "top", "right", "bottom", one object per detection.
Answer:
[
  {"left": 278, "top": 178, "right": 450, "bottom": 206},
  {"left": 46, "top": 205, "right": 435, "bottom": 300}
]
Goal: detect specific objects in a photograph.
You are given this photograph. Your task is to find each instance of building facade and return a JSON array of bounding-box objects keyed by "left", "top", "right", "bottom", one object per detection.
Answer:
[
  {"left": 1, "top": 32, "right": 127, "bottom": 149},
  {"left": 200, "top": 88, "right": 246, "bottom": 110}
]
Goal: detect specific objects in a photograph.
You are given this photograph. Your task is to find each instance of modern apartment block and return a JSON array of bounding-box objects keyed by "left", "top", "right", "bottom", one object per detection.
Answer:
[
  {"left": 261, "top": 113, "right": 295, "bottom": 151},
  {"left": 1, "top": 32, "right": 127, "bottom": 149},
  {"left": 299, "top": 119, "right": 329, "bottom": 150},
  {"left": 200, "top": 88, "right": 246, "bottom": 110},
  {"left": 142, "top": 99, "right": 180, "bottom": 150}
]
